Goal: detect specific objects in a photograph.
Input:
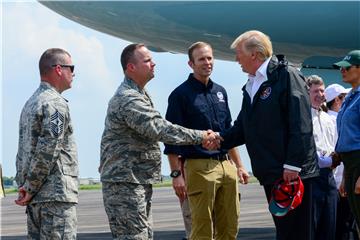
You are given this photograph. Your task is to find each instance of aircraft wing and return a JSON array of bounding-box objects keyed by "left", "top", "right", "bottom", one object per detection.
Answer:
[{"left": 40, "top": 1, "right": 359, "bottom": 68}]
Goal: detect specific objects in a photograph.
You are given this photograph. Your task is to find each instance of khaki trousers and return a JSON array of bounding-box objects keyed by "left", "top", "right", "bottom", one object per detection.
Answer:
[{"left": 185, "top": 159, "right": 239, "bottom": 240}]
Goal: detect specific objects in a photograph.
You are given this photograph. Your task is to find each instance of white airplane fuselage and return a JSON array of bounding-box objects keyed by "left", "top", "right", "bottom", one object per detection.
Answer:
[{"left": 40, "top": 1, "right": 359, "bottom": 82}]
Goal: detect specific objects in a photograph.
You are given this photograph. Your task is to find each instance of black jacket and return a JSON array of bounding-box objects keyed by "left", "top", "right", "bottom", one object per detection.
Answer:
[{"left": 222, "top": 55, "right": 319, "bottom": 185}]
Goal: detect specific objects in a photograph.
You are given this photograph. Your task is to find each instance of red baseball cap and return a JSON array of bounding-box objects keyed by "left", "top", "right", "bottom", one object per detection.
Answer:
[{"left": 268, "top": 176, "right": 304, "bottom": 217}]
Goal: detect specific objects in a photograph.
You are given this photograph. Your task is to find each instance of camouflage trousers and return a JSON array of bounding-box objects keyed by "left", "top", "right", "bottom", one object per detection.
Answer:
[
  {"left": 26, "top": 202, "right": 77, "bottom": 240},
  {"left": 102, "top": 182, "right": 153, "bottom": 240},
  {"left": 180, "top": 197, "right": 192, "bottom": 239}
]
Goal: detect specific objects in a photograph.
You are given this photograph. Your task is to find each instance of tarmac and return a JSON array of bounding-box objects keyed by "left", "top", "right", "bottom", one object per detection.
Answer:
[{"left": 1, "top": 183, "right": 276, "bottom": 239}]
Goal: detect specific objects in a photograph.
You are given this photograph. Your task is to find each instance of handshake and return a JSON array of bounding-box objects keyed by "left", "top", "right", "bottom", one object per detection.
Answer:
[{"left": 201, "top": 130, "right": 223, "bottom": 150}]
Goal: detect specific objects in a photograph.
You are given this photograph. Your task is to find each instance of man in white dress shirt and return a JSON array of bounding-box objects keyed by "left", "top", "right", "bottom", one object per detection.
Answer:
[{"left": 307, "top": 75, "right": 339, "bottom": 240}]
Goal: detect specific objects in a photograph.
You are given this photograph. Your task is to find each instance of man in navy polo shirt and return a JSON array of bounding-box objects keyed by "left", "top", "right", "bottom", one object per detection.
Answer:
[{"left": 164, "top": 42, "right": 249, "bottom": 240}]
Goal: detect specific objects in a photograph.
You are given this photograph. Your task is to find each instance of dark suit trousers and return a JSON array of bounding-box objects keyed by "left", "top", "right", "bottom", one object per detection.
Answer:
[{"left": 264, "top": 178, "right": 315, "bottom": 240}]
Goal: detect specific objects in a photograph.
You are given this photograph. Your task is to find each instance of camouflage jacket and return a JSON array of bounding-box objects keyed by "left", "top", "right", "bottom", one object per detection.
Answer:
[
  {"left": 15, "top": 82, "right": 78, "bottom": 203},
  {"left": 100, "top": 77, "right": 203, "bottom": 184}
]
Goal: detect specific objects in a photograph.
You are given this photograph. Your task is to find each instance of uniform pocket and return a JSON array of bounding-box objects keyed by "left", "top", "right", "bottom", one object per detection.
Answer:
[
  {"left": 140, "top": 150, "right": 161, "bottom": 161},
  {"left": 60, "top": 150, "right": 78, "bottom": 177},
  {"left": 187, "top": 190, "right": 202, "bottom": 197},
  {"left": 52, "top": 214, "right": 66, "bottom": 239},
  {"left": 48, "top": 203, "right": 77, "bottom": 240}
]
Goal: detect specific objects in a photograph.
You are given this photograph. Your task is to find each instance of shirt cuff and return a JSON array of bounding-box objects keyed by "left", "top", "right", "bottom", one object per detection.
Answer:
[
  {"left": 23, "top": 180, "right": 37, "bottom": 196},
  {"left": 196, "top": 130, "right": 204, "bottom": 144},
  {"left": 283, "top": 164, "right": 302, "bottom": 172},
  {"left": 317, "top": 152, "right": 332, "bottom": 168}
]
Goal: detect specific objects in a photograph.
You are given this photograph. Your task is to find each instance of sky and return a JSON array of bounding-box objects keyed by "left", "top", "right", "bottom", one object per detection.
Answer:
[{"left": 2, "top": 1, "right": 251, "bottom": 178}]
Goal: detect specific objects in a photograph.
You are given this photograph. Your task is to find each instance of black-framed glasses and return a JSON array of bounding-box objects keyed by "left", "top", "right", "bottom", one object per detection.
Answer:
[{"left": 52, "top": 64, "right": 75, "bottom": 73}]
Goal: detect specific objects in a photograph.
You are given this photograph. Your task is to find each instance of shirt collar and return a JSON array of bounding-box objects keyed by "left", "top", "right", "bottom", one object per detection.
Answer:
[
  {"left": 248, "top": 57, "right": 271, "bottom": 80},
  {"left": 40, "top": 81, "right": 67, "bottom": 101},
  {"left": 328, "top": 110, "right": 338, "bottom": 116},
  {"left": 311, "top": 107, "right": 321, "bottom": 115},
  {"left": 351, "top": 85, "right": 360, "bottom": 93},
  {"left": 124, "top": 76, "right": 144, "bottom": 94},
  {"left": 188, "top": 73, "right": 213, "bottom": 91}
]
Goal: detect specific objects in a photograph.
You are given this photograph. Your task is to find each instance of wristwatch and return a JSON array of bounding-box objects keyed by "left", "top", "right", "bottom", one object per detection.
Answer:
[{"left": 170, "top": 170, "right": 181, "bottom": 178}]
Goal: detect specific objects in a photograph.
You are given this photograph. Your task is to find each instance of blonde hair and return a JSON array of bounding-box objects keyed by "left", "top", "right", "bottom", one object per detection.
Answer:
[{"left": 231, "top": 30, "right": 273, "bottom": 61}]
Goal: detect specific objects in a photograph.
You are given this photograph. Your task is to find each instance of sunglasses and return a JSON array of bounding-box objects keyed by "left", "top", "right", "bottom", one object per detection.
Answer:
[
  {"left": 52, "top": 64, "right": 75, "bottom": 73},
  {"left": 340, "top": 66, "right": 352, "bottom": 72},
  {"left": 340, "top": 65, "right": 360, "bottom": 72}
]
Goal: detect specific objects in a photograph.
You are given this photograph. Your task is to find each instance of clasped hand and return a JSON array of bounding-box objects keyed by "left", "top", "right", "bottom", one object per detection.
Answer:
[
  {"left": 330, "top": 152, "right": 341, "bottom": 169},
  {"left": 14, "top": 187, "right": 32, "bottom": 206},
  {"left": 201, "top": 130, "right": 223, "bottom": 150}
]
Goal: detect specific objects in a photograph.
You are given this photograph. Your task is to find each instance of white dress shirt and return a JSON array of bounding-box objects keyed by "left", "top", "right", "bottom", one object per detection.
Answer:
[
  {"left": 327, "top": 110, "right": 337, "bottom": 125},
  {"left": 327, "top": 110, "right": 343, "bottom": 189},
  {"left": 246, "top": 57, "right": 271, "bottom": 103},
  {"left": 311, "top": 108, "right": 337, "bottom": 168}
]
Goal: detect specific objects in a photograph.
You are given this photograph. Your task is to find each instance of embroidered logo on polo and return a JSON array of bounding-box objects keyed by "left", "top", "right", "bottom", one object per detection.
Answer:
[
  {"left": 260, "top": 87, "right": 272, "bottom": 100},
  {"left": 50, "top": 110, "right": 64, "bottom": 137},
  {"left": 217, "top": 92, "right": 225, "bottom": 102}
]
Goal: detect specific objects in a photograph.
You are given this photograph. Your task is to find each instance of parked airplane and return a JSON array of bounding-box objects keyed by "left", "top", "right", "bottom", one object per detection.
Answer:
[{"left": 40, "top": 1, "right": 359, "bottom": 82}]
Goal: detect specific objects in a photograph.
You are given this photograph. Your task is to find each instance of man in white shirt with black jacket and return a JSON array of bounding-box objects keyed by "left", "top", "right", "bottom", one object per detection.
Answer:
[{"left": 220, "top": 30, "right": 319, "bottom": 240}]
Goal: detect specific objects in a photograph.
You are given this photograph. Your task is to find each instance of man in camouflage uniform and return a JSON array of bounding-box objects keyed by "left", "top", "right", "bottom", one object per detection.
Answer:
[
  {"left": 99, "top": 43, "right": 219, "bottom": 240},
  {"left": 15, "top": 48, "right": 78, "bottom": 239}
]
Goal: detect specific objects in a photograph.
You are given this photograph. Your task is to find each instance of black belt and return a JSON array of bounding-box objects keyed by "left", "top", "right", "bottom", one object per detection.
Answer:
[
  {"left": 209, "top": 154, "right": 229, "bottom": 161},
  {"left": 188, "top": 154, "right": 229, "bottom": 161}
]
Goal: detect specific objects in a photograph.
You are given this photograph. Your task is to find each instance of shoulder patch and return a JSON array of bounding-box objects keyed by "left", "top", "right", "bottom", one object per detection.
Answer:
[{"left": 50, "top": 110, "right": 64, "bottom": 137}]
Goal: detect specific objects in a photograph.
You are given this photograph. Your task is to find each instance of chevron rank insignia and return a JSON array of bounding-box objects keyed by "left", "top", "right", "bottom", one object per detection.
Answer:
[{"left": 50, "top": 110, "right": 64, "bottom": 137}]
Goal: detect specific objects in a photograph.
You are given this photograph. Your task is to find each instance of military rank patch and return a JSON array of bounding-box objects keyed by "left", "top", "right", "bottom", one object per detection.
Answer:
[{"left": 50, "top": 110, "right": 64, "bottom": 137}]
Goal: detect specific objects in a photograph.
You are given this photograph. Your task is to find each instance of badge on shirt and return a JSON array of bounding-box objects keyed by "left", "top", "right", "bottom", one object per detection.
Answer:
[
  {"left": 260, "top": 87, "right": 272, "bottom": 100},
  {"left": 217, "top": 92, "right": 225, "bottom": 102},
  {"left": 50, "top": 110, "right": 64, "bottom": 137}
]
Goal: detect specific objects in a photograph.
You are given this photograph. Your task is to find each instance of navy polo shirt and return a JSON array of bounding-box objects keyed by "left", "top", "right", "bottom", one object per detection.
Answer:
[{"left": 164, "top": 73, "right": 232, "bottom": 159}]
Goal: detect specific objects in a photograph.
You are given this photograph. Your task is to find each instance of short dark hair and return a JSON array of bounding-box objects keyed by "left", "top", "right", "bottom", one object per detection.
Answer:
[
  {"left": 39, "top": 48, "right": 71, "bottom": 76},
  {"left": 326, "top": 99, "right": 335, "bottom": 109},
  {"left": 120, "top": 43, "right": 145, "bottom": 71},
  {"left": 187, "top": 42, "right": 212, "bottom": 62},
  {"left": 326, "top": 93, "right": 346, "bottom": 109}
]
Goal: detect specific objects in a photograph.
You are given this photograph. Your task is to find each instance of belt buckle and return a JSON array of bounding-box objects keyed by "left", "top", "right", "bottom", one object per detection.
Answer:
[{"left": 219, "top": 154, "right": 228, "bottom": 161}]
